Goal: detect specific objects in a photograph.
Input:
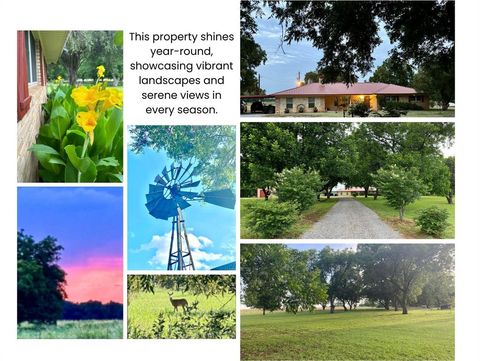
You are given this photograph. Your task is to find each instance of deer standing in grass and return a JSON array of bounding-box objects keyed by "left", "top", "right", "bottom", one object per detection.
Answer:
[{"left": 168, "top": 292, "right": 188, "bottom": 312}]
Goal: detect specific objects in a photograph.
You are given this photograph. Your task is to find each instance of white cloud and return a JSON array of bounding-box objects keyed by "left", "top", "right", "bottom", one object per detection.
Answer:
[{"left": 139, "top": 232, "right": 226, "bottom": 270}]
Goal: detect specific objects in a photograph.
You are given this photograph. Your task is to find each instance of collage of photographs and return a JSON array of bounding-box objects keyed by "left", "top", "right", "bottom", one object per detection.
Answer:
[{"left": 16, "top": 1, "right": 457, "bottom": 360}]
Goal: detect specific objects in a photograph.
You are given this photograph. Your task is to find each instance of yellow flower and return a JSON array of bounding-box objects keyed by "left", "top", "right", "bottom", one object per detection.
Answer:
[
  {"left": 71, "top": 85, "right": 105, "bottom": 110},
  {"left": 76, "top": 110, "right": 98, "bottom": 145},
  {"left": 97, "top": 65, "right": 106, "bottom": 78},
  {"left": 102, "top": 88, "right": 123, "bottom": 110},
  {"left": 57, "top": 75, "right": 62, "bottom": 81}
]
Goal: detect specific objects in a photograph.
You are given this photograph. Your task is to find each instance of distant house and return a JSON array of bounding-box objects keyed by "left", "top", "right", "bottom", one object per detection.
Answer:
[
  {"left": 17, "top": 31, "right": 69, "bottom": 182},
  {"left": 271, "top": 82, "right": 428, "bottom": 114},
  {"left": 332, "top": 184, "right": 376, "bottom": 197}
]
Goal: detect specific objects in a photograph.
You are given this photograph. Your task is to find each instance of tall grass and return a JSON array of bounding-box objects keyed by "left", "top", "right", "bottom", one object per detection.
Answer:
[{"left": 17, "top": 320, "right": 123, "bottom": 339}]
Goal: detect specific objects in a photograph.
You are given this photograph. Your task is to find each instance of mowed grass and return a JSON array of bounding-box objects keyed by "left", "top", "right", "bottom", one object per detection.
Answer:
[
  {"left": 241, "top": 309, "right": 454, "bottom": 360},
  {"left": 356, "top": 196, "right": 455, "bottom": 238},
  {"left": 17, "top": 320, "right": 123, "bottom": 339},
  {"left": 240, "top": 197, "right": 338, "bottom": 239},
  {"left": 128, "top": 287, "right": 235, "bottom": 332}
]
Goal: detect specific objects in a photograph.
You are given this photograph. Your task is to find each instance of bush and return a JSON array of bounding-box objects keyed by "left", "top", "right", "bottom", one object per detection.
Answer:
[
  {"left": 276, "top": 167, "right": 323, "bottom": 210},
  {"left": 415, "top": 206, "right": 449, "bottom": 237},
  {"left": 352, "top": 192, "right": 358, "bottom": 198},
  {"left": 128, "top": 310, "right": 236, "bottom": 339},
  {"left": 348, "top": 102, "right": 371, "bottom": 117},
  {"left": 245, "top": 201, "right": 299, "bottom": 238},
  {"left": 383, "top": 101, "right": 423, "bottom": 111}
]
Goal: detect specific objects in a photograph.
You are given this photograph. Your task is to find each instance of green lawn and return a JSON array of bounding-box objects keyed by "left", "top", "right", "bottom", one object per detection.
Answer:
[
  {"left": 355, "top": 196, "right": 454, "bottom": 238},
  {"left": 128, "top": 287, "right": 235, "bottom": 333},
  {"left": 240, "top": 197, "right": 338, "bottom": 239},
  {"left": 241, "top": 308, "right": 454, "bottom": 360},
  {"left": 17, "top": 320, "right": 123, "bottom": 339}
]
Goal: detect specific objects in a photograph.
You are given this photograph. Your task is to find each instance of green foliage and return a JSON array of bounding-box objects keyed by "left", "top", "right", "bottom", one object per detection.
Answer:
[
  {"left": 369, "top": 56, "right": 414, "bottom": 86},
  {"left": 29, "top": 83, "right": 123, "bottom": 182},
  {"left": 276, "top": 167, "right": 323, "bottom": 210},
  {"left": 129, "top": 310, "right": 235, "bottom": 339},
  {"left": 374, "top": 165, "right": 427, "bottom": 220},
  {"left": 348, "top": 102, "right": 371, "bottom": 117},
  {"left": 383, "top": 101, "right": 423, "bottom": 111},
  {"left": 129, "top": 125, "right": 235, "bottom": 190},
  {"left": 244, "top": 200, "right": 300, "bottom": 238},
  {"left": 17, "top": 320, "right": 122, "bottom": 339},
  {"left": 415, "top": 206, "right": 449, "bottom": 237},
  {"left": 17, "top": 230, "right": 66, "bottom": 324}
]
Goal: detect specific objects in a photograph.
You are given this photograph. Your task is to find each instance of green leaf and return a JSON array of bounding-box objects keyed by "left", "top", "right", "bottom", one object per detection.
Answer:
[
  {"left": 64, "top": 145, "right": 97, "bottom": 182},
  {"left": 64, "top": 159, "right": 77, "bottom": 183},
  {"left": 104, "top": 108, "right": 123, "bottom": 153},
  {"left": 28, "top": 144, "right": 61, "bottom": 156},
  {"left": 48, "top": 157, "right": 66, "bottom": 166},
  {"left": 67, "top": 129, "right": 86, "bottom": 140},
  {"left": 97, "top": 157, "right": 120, "bottom": 167},
  {"left": 107, "top": 173, "right": 123, "bottom": 182},
  {"left": 50, "top": 105, "right": 70, "bottom": 140},
  {"left": 114, "top": 31, "right": 123, "bottom": 47},
  {"left": 53, "top": 88, "right": 66, "bottom": 106}
]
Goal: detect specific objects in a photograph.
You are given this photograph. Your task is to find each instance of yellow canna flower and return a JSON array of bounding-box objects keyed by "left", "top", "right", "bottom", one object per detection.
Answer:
[
  {"left": 102, "top": 88, "right": 123, "bottom": 110},
  {"left": 71, "top": 85, "right": 105, "bottom": 110},
  {"left": 97, "top": 65, "right": 106, "bottom": 78},
  {"left": 57, "top": 75, "right": 62, "bottom": 81},
  {"left": 76, "top": 110, "right": 98, "bottom": 145}
]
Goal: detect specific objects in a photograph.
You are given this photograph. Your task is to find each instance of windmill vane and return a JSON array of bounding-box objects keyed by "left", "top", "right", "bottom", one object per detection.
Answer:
[{"left": 145, "top": 160, "right": 235, "bottom": 270}]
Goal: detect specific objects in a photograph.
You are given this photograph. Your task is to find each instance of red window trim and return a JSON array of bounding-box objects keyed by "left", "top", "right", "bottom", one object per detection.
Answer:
[{"left": 17, "top": 31, "right": 31, "bottom": 121}]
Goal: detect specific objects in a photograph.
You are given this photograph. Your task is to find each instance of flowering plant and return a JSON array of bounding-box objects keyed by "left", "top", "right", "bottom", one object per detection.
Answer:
[{"left": 30, "top": 66, "right": 123, "bottom": 182}]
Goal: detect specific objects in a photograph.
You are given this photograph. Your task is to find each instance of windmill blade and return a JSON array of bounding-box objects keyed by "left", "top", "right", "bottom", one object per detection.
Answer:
[
  {"left": 180, "top": 180, "right": 201, "bottom": 188},
  {"left": 146, "top": 191, "right": 166, "bottom": 203},
  {"left": 162, "top": 166, "right": 171, "bottom": 182},
  {"left": 178, "top": 190, "right": 200, "bottom": 199},
  {"left": 178, "top": 161, "right": 195, "bottom": 182},
  {"left": 175, "top": 197, "right": 192, "bottom": 210},
  {"left": 154, "top": 174, "right": 167, "bottom": 186},
  {"left": 148, "top": 184, "right": 165, "bottom": 194},
  {"left": 203, "top": 189, "right": 236, "bottom": 209},
  {"left": 146, "top": 198, "right": 178, "bottom": 220},
  {"left": 174, "top": 163, "right": 183, "bottom": 180}
]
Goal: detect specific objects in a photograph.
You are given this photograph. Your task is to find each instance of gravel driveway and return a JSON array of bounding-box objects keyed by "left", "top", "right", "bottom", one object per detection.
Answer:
[{"left": 301, "top": 198, "right": 402, "bottom": 239}]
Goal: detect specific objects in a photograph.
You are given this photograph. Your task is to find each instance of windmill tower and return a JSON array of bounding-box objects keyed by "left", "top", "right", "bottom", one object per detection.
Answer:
[{"left": 145, "top": 160, "right": 235, "bottom": 270}]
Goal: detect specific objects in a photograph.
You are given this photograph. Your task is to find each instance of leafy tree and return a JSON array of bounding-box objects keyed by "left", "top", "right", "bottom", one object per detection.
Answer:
[
  {"left": 241, "top": 0, "right": 267, "bottom": 94},
  {"left": 17, "top": 230, "right": 67, "bottom": 324},
  {"left": 60, "top": 31, "right": 91, "bottom": 85},
  {"left": 444, "top": 156, "right": 455, "bottom": 204},
  {"left": 304, "top": 71, "right": 320, "bottom": 83},
  {"left": 268, "top": 1, "right": 454, "bottom": 84},
  {"left": 129, "top": 126, "right": 235, "bottom": 190},
  {"left": 241, "top": 244, "right": 289, "bottom": 315},
  {"left": 369, "top": 56, "right": 414, "bottom": 86},
  {"left": 276, "top": 167, "right": 324, "bottom": 210},
  {"left": 373, "top": 165, "right": 427, "bottom": 220},
  {"left": 416, "top": 272, "right": 454, "bottom": 309}
]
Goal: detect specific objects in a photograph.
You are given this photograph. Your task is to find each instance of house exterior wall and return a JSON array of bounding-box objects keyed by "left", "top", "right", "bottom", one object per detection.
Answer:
[
  {"left": 17, "top": 36, "right": 47, "bottom": 182},
  {"left": 275, "top": 96, "right": 325, "bottom": 114}
]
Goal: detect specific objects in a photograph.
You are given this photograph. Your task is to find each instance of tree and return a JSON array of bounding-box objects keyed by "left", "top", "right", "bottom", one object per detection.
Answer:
[
  {"left": 373, "top": 165, "right": 427, "bottom": 220},
  {"left": 369, "top": 56, "right": 413, "bottom": 86},
  {"left": 60, "top": 31, "right": 91, "bottom": 85},
  {"left": 268, "top": 1, "right": 454, "bottom": 85},
  {"left": 304, "top": 71, "right": 320, "bottom": 84},
  {"left": 17, "top": 230, "right": 67, "bottom": 324},
  {"left": 416, "top": 272, "right": 454, "bottom": 309},
  {"left": 129, "top": 125, "right": 235, "bottom": 190},
  {"left": 444, "top": 156, "right": 455, "bottom": 204},
  {"left": 241, "top": 244, "right": 289, "bottom": 315},
  {"left": 276, "top": 167, "right": 324, "bottom": 210},
  {"left": 240, "top": 0, "right": 267, "bottom": 94}
]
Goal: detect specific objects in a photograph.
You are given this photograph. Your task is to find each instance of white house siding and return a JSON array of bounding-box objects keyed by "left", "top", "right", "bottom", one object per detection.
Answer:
[{"left": 276, "top": 96, "right": 325, "bottom": 114}]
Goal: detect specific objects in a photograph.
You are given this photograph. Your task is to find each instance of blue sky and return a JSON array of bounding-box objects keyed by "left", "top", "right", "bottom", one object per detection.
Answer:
[
  {"left": 253, "top": 6, "right": 394, "bottom": 93},
  {"left": 128, "top": 147, "right": 236, "bottom": 270}
]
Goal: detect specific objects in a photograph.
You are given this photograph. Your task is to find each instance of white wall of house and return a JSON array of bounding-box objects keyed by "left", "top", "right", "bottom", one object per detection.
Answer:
[{"left": 276, "top": 96, "right": 326, "bottom": 114}]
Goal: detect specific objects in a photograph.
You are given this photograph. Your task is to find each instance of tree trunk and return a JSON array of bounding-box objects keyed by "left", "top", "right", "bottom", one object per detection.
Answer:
[
  {"left": 364, "top": 186, "right": 369, "bottom": 198},
  {"left": 384, "top": 298, "right": 390, "bottom": 310},
  {"left": 342, "top": 300, "right": 347, "bottom": 311},
  {"left": 330, "top": 299, "right": 335, "bottom": 313},
  {"left": 446, "top": 191, "right": 453, "bottom": 204},
  {"left": 326, "top": 187, "right": 331, "bottom": 199},
  {"left": 322, "top": 304, "right": 326, "bottom": 310},
  {"left": 441, "top": 100, "right": 449, "bottom": 111},
  {"left": 374, "top": 189, "right": 379, "bottom": 200},
  {"left": 393, "top": 297, "right": 398, "bottom": 312},
  {"left": 401, "top": 293, "right": 408, "bottom": 315},
  {"left": 399, "top": 206, "right": 405, "bottom": 221},
  {"left": 263, "top": 307, "right": 265, "bottom": 316}
]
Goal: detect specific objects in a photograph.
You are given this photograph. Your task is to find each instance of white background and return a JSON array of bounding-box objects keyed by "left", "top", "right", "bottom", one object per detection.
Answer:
[{"left": 1, "top": 0, "right": 479, "bottom": 360}]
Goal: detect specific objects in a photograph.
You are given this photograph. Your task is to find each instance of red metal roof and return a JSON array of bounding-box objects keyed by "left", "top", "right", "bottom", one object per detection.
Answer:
[{"left": 272, "top": 82, "right": 419, "bottom": 96}]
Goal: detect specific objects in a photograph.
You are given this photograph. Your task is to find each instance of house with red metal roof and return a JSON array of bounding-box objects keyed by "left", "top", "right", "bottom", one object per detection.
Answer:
[{"left": 271, "top": 82, "right": 428, "bottom": 114}]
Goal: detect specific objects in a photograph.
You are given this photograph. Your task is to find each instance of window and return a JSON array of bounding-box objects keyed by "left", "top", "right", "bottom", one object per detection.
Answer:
[
  {"left": 24, "top": 31, "right": 37, "bottom": 84},
  {"left": 308, "top": 97, "right": 315, "bottom": 108},
  {"left": 409, "top": 95, "right": 424, "bottom": 102},
  {"left": 385, "top": 95, "right": 399, "bottom": 102},
  {"left": 286, "top": 97, "right": 293, "bottom": 109}
]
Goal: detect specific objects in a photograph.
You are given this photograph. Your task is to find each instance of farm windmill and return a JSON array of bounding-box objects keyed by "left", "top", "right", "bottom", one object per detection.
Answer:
[{"left": 145, "top": 160, "right": 235, "bottom": 270}]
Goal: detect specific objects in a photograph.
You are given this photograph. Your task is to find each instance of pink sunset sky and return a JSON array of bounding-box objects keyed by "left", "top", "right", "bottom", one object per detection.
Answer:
[{"left": 63, "top": 257, "right": 123, "bottom": 304}]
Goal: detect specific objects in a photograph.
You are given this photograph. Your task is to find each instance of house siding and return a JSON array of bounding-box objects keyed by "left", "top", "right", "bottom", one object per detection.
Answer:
[{"left": 276, "top": 96, "right": 325, "bottom": 114}]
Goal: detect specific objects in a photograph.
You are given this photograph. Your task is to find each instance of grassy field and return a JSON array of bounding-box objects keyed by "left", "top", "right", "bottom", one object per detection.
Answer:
[
  {"left": 356, "top": 196, "right": 455, "bottom": 238},
  {"left": 240, "top": 197, "right": 338, "bottom": 239},
  {"left": 17, "top": 320, "right": 123, "bottom": 339},
  {"left": 241, "top": 308, "right": 454, "bottom": 360},
  {"left": 128, "top": 287, "right": 236, "bottom": 333}
]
